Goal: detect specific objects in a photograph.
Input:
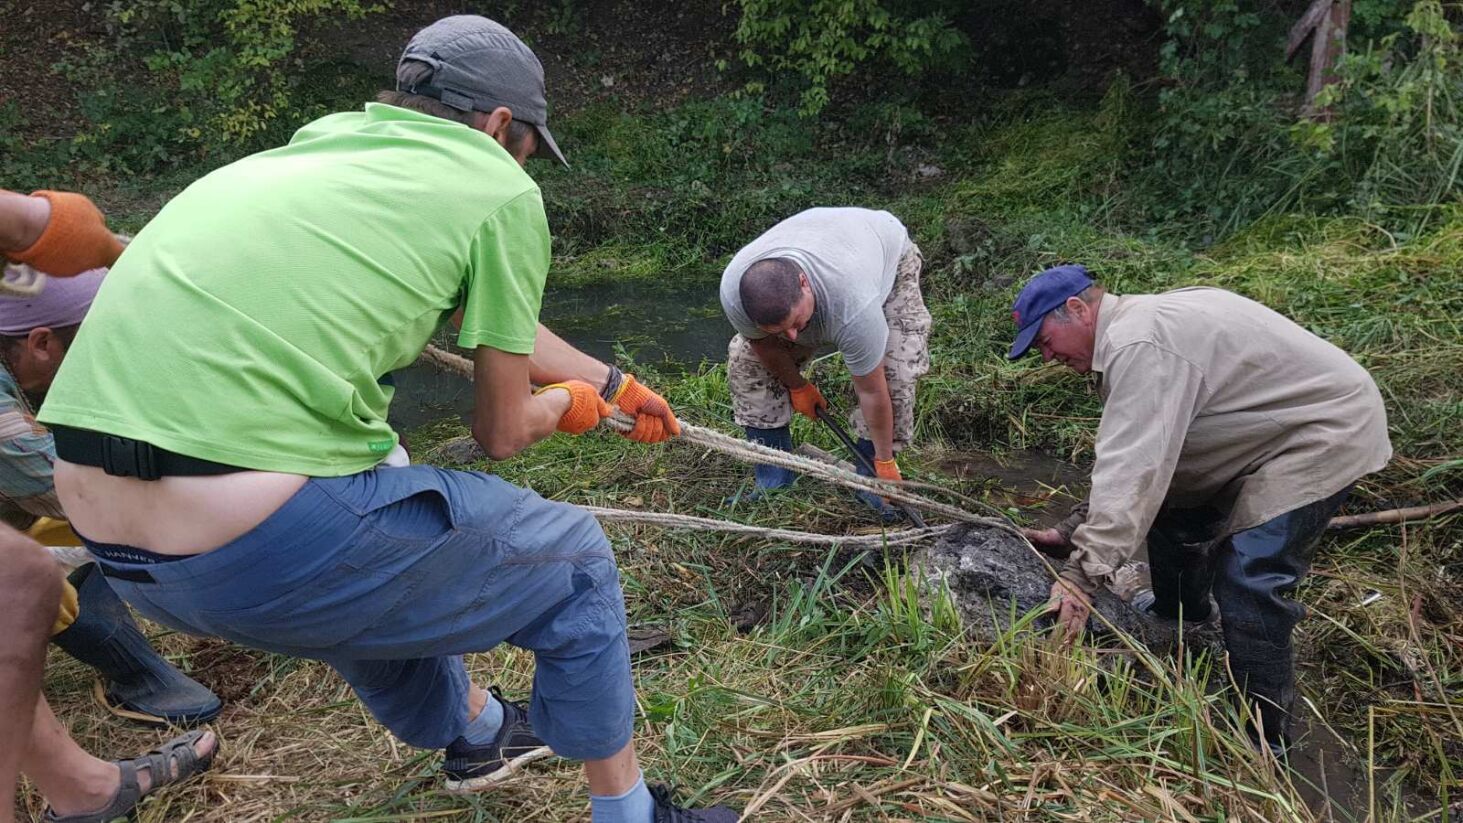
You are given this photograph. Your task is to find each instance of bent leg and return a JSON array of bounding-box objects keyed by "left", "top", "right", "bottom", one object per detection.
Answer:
[
  {"left": 1213, "top": 487, "right": 1350, "bottom": 750},
  {"left": 327, "top": 656, "right": 473, "bottom": 749},
  {"left": 1145, "top": 506, "right": 1224, "bottom": 621},
  {"left": 850, "top": 243, "right": 930, "bottom": 451},
  {"left": 728, "top": 334, "right": 805, "bottom": 430}
]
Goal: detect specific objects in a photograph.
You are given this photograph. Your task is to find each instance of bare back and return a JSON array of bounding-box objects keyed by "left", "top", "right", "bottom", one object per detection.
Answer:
[{"left": 55, "top": 461, "right": 307, "bottom": 555}]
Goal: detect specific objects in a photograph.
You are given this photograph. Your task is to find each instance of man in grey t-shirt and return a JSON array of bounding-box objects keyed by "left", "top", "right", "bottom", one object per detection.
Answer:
[{"left": 718, "top": 208, "right": 931, "bottom": 513}]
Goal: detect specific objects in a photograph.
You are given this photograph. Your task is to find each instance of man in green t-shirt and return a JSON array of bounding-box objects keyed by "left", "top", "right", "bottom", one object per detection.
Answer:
[{"left": 40, "top": 16, "right": 735, "bottom": 823}]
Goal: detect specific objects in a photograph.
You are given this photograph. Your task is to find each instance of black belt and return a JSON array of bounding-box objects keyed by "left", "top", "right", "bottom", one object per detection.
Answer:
[{"left": 52, "top": 425, "right": 243, "bottom": 481}]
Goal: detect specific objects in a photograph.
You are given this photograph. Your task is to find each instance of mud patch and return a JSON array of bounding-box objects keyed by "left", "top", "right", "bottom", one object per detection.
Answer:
[
  {"left": 187, "top": 637, "right": 275, "bottom": 705},
  {"left": 916, "top": 524, "right": 1222, "bottom": 654},
  {"left": 938, "top": 450, "right": 1087, "bottom": 525}
]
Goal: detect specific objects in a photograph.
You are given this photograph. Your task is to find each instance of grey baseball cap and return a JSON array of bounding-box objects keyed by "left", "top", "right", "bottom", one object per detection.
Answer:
[{"left": 397, "top": 15, "right": 567, "bottom": 167}]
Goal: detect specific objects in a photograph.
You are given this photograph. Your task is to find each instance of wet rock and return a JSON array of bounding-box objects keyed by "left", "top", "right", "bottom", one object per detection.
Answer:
[{"left": 916, "top": 524, "right": 1223, "bottom": 655}]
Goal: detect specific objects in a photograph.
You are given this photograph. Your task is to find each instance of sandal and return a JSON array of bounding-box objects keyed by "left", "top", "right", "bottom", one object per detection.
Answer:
[{"left": 42, "top": 729, "right": 218, "bottom": 823}]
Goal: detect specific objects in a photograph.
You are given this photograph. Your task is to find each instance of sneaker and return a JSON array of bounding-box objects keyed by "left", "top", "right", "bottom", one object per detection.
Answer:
[
  {"left": 650, "top": 783, "right": 740, "bottom": 822},
  {"left": 441, "top": 690, "right": 553, "bottom": 793}
]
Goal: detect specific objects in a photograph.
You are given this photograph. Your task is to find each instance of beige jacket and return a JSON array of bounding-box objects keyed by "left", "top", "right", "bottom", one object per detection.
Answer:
[{"left": 1062, "top": 288, "right": 1391, "bottom": 593}]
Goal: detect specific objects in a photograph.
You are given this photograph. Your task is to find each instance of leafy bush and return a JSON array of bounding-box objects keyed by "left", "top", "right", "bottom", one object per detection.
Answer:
[
  {"left": 59, "top": 0, "right": 384, "bottom": 172},
  {"left": 1139, "top": 0, "right": 1463, "bottom": 238},
  {"left": 1307, "top": 0, "right": 1463, "bottom": 234},
  {"left": 731, "top": 0, "right": 969, "bottom": 115}
]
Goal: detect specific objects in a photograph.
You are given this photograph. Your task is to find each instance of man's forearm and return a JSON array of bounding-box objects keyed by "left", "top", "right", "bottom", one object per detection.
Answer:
[
  {"left": 529, "top": 323, "right": 611, "bottom": 389},
  {"left": 748, "top": 337, "right": 806, "bottom": 388},
  {"left": 854, "top": 384, "right": 896, "bottom": 460},
  {"left": 473, "top": 345, "right": 573, "bottom": 460}
]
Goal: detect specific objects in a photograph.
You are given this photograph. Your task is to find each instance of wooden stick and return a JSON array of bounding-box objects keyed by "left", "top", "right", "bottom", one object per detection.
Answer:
[
  {"left": 1287, "top": 0, "right": 1333, "bottom": 60},
  {"left": 1327, "top": 500, "right": 1463, "bottom": 530}
]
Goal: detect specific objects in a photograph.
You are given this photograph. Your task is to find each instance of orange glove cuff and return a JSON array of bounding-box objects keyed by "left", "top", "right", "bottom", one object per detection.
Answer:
[
  {"left": 536, "top": 381, "right": 611, "bottom": 435},
  {"left": 612, "top": 374, "right": 681, "bottom": 441},
  {"left": 11, "top": 191, "right": 125, "bottom": 276},
  {"left": 610, "top": 373, "right": 645, "bottom": 407},
  {"left": 874, "top": 457, "right": 902, "bottom": 483},
  {"left": 788, "top": 382, "right": 826, "bottom": 420}
]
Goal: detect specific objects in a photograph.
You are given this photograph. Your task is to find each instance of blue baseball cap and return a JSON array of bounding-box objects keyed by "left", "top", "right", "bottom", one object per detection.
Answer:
[{"left": 1007, "top": 264, "right": 1094, "bottom": 359}]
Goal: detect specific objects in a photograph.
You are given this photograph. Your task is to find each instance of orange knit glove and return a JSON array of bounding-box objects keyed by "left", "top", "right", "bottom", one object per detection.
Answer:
[
  {"left": 536, "top": 381, "right": 612, "bottom": 435},
  {"left": 875, "top": 457, "right": 901, "bottom": 504},
  {"left": 611, "top": 375, "right": 681, "bottom": 444},
  {"left": 874, "top": 457, "right": 901, "bottom": 483},
  {"left": 788, "top": 382, "right": 827, "bottom": 420},
  {"left": 9, "top": 191, "right": 125, "bottom": 276}
]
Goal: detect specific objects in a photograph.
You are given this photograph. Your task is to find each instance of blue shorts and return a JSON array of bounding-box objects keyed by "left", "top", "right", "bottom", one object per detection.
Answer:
[{"left": 85, "top": 465, "right": 633, "bottom": 760}]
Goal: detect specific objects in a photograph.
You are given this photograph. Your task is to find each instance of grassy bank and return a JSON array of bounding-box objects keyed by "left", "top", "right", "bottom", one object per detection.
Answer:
[{"left": 22, "top": 76, "right": 1461, "bottom": 823}]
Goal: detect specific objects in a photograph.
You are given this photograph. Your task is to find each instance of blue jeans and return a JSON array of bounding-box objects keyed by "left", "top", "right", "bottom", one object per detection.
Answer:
[{"left": 84, "top": 466, "right": 633, "bottom": 760}]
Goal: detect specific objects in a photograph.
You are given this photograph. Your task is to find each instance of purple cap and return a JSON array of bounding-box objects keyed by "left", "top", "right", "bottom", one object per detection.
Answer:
[
  {"left": 0, "top": 266, "right": 106, "bottom": 335},
  {"left": 1008, "top": 264, "right": 1094, "bottom": 359}
]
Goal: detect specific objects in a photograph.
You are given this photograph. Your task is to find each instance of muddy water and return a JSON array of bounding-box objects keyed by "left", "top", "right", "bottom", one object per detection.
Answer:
[
  {"left": 938, "top": 449, "right": 1088, "bottom": 525},
  {"left": 388, "top": 278, "right": 724, "bottom": 431}
]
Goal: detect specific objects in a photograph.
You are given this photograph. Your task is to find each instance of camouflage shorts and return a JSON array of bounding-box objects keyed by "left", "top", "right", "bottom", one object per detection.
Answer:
[{"left": 727, "top": 243, "right": 931, "bottom": 450}]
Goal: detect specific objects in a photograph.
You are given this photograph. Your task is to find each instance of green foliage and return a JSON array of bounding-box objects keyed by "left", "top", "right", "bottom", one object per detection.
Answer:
[
  {"left": 1140, "top": 0, "right": 1463, "bottom": 237},
  {"left": 1307, "top": 0, "right": 1463, "bottom": 234},
  {"left": 731, "top": 0, "right": 968, "bottom": 114},
  {"left": 57, "top": 0, "right": 384, "bottom": 172}
]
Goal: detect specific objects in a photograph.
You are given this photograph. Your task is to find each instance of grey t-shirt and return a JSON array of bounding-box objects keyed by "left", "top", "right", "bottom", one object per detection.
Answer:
[{"left": 719, "top": 207, "right": 909, "bottom": 376}]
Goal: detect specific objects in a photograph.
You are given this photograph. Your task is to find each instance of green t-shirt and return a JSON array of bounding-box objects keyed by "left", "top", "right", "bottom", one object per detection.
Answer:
[{"left": 39, "top": 103, "right": 550, "bottom": 475}]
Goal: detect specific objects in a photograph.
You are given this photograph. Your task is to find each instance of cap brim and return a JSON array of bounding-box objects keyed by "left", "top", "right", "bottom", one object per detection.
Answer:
[
  {"left": 532, "top": 123, "right": 568, "bottom": 168},
  {"left": 1008, "top": 319, "right": 1043, "bottom": 360}
]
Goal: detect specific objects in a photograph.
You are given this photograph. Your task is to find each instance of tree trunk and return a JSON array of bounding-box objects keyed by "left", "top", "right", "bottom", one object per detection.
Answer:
[{"left": 1287, "top": 0, "right": 1351, "bottom": 119}]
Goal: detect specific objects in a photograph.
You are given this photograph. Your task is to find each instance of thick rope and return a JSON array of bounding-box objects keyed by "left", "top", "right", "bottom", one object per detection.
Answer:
[
  {"left": 583, "top": 507, "right": 959, "bottom": 546},
  {"left": 0, "top": 264, "right": 47, "bottom": 297},
  {"left": 418, "top": 344, "right": 1022, "bottom": 538},
  {"left": 48, "top": 545, "right": 93, "bottom": 569},
  {"left": 41, "top": 346, "right": 1013, "bottom": 568}
]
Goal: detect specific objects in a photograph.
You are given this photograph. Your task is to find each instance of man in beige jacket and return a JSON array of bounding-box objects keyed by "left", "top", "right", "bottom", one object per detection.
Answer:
[{"left": 1008, "top": 265, "right": 1391, "bottom": 755}]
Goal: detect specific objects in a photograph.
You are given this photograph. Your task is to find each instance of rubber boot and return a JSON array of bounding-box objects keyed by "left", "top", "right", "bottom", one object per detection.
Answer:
[
  {"left": 51, "top": 564, "right": 221, "bottom": 726},
  {"left": 1233, "top": 653, "right": 1296, "bottom": 760},
  {"left": 853, "top": 439, "right": 902, "bottom": 524},
  {"left": 1213, "top": 488, "right": 1349, "bottom": 762},
  {"left": 1146, "top": 508, "right": 1221, "bottom": 622},
  {"left": 725, "top": 426, "right": 797, "bottom": 503}
]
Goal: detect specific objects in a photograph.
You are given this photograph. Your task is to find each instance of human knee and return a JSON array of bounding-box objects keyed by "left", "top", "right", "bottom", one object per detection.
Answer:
[{"left": 0, "top": 532, "right": 65, "bottom": 625}]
